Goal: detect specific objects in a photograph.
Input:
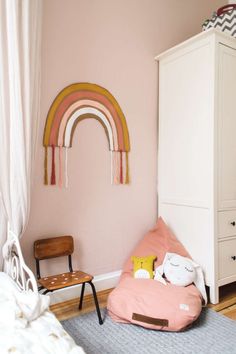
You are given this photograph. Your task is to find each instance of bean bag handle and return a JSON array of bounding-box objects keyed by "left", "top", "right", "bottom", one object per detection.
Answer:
[{"left": 217, "top": 4, "right": 236, "bottom": 16}]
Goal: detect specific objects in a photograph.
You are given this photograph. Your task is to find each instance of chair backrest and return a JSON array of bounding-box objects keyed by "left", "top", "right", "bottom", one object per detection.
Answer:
[{"left": 34, "top": 235, "right": 74, "bottom": 260}]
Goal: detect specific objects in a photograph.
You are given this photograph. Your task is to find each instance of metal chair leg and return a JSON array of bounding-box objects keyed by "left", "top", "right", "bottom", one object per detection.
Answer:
[
  {"left": 89, "top": 281, "right": 103, "bottom": 325},
  {"left": 79, "top": 283, "right": 85, "bottom": 310}
]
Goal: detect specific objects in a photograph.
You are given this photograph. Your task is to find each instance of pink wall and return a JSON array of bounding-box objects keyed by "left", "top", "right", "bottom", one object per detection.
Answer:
[{"left": 22, "top": 0, "right": 225, "bottom": 277}]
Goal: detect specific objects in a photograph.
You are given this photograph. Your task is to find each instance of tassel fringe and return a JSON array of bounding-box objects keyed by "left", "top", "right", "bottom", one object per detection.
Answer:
[
  {"left": 110, "top": 151, "right": 130, "bottom": 185},
  {"left": 120, "top": 152, "right": 123, "bottom": 184},
  {"left": 44, "top": 146, "right": 48, "bottom": 185},
  {"left": 125, "top": 151, "right": 130, "bottom": 184},
  {"left": 59, "top": 146, "right": 63, "bottom": 188},
  {"left": 65, "top": 147, "right": 69, "bottom": 188},
  {"left": 110, "top": 151, "right": 113, "bottom": 185},
  {"left": 51, "top": 145, "right": 56, "bottom": 185},
  {"left": 45, "top": 147, "right": 129, "bottom": 186}
]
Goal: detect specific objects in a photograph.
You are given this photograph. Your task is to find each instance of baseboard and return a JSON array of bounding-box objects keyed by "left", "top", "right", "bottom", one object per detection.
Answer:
[{"left": 49, "top": 270, "right": 121, "bottom": 305}]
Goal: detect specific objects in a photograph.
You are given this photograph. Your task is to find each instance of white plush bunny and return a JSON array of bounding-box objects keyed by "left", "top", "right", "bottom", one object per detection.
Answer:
[{"left": 154, "top": 253, "right": 207, "bottom": 305}]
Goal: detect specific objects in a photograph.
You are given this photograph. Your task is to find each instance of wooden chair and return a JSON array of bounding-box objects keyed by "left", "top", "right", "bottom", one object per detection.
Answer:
[{"left": 34, "top": 235, "right": 103, "bottom": 324}]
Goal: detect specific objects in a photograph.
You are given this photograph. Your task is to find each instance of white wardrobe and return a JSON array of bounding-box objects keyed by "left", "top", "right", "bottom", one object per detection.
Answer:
[{"left": 156, "top": 28, "right": 236, "bottom": 304}]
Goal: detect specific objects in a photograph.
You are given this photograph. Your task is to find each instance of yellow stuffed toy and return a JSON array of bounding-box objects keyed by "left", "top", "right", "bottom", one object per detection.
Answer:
[{"left": 131, "top": 255, "right": 157, "bottom": 279}]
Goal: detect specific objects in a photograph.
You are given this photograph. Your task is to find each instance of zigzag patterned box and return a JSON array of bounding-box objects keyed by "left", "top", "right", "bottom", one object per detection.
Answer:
[{"left": 202, "top": 9, "right": 236, "bottom": 38}]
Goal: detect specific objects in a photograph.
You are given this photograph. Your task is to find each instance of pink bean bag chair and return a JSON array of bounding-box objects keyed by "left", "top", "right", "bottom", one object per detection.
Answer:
[{"left": 107, "top": 217, "right": 203, "bottom": 331}]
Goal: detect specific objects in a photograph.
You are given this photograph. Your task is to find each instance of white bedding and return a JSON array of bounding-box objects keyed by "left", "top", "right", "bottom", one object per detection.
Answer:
[{"left": 0, "top": 272, "right": 85, "bottom": 354}]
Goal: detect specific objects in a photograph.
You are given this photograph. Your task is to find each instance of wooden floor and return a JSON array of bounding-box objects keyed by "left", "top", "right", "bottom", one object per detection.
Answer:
[
  {"left": 51, "top": 283, "right": 236, "bottom": 322},
  {"left": 50, "top": 288, "right": 111, "bottom": 322},
  {"left": 208, "top": 282, "right": 236, "bottom": 320}
]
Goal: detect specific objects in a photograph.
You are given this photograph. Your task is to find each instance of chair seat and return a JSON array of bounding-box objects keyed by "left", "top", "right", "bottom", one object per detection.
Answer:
[{"left": 38, "top": 270, "right": 93, "bottom": 291}]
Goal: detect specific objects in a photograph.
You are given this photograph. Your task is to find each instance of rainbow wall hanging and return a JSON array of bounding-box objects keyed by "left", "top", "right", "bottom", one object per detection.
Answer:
[{"left": 43, "top": 83, "right": 130, "bottom": 187}]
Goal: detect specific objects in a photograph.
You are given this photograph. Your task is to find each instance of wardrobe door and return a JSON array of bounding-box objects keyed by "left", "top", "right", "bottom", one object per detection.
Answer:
[
  {"left": 218, "top": 44, "right": 236, "bottom": 210},
  {"left": 158, "top": 42, "right": 213, "bottom": 208}
]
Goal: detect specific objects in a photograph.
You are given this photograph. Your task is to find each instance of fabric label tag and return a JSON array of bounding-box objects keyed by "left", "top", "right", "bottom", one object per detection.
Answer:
[
  {"left": 132, "top": 313, "right": 169, "bottom": 327},
  {"left": 179, "top": 304, "right": 189, "bottom": 311}
]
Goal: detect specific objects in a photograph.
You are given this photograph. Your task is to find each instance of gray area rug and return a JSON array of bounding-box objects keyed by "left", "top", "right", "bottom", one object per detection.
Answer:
[{"left": 62, "top": 308, "right": 236, "bottom": 354}]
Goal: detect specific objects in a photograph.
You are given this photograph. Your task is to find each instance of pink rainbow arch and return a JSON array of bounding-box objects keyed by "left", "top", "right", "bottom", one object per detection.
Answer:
[{"left": 43, "top": 83, "right": 130, "bottom": 186}]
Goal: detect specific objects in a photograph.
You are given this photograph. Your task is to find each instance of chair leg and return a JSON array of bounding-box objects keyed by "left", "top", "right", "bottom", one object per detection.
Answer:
[
  {"left": 88, "top": 281, "right": 103, "bottom": 325},
  {"left": 79, "top": 283, "right": 85, "bottom": 310}
]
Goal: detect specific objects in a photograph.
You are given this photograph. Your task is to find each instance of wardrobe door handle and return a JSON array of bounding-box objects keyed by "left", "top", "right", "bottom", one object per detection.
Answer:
[
  {"left": 230, "top": 221, "right": 236, "bottom": 226},
  {"left": 231, "top": 256, "right": 236, "bottom": 261}
]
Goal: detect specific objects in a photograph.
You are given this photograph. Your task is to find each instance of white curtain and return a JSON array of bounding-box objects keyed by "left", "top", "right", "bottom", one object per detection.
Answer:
[{"left": 0, "top": 0, "right": 42, "bottom": 269}]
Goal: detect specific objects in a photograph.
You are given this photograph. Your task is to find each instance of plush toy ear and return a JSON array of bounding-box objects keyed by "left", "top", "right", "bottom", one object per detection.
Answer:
[
  {"left": 154, "top": 269, "right": 167, "bottom": 285},
  {"left": 156, "top": 252, "right": 177, "bottom": 275},
  {"left": 156, "top": 264, "right": 164, "bottom": 275},
  {"left": 154, "top": 252, "right": 177, "bottom": 283},
  {"left": 189, "top": 260, "right": 207, "bottom": 306}
]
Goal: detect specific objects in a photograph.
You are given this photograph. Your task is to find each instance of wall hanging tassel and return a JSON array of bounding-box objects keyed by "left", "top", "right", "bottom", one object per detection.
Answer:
[
  {"left": 122, "top": 152, "right": 126, "bottom": 184},
  {"left": 51, "top": 145, "right": 56, "bottom": 185},
  {"left": 112, "top": 151, "right": 116, "bottom": 184},
  {"left": 58, "top": 146, "right": 63, "bottom": 188},
  {"left": 116, "top": 151, "right": 121, "bottom": 184},
  {"left": 113, "top": 152, "right": 117, "bottom": 184},
  {"left": 125, "top": 152, "right": 130, "bottom": 184},
  {"left": 44, "top": 146, "right": 48, "bottom": 185},
  {"left": 110, "top": 151, "right": 114, "bottom": 185},
  {"left": 65, "top": 147, "right": 69, "bottom": 188},
  {"left": 120, "top": 151, "right": 123, "bottom": 184},
  {"left": 113, "top": 151, "right": 118, "bottom": 184}
]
